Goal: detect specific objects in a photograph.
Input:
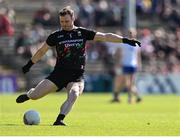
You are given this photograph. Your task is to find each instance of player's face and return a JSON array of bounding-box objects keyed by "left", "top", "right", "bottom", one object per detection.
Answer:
[
  {"left": 128, "top": 29, "right": 137, "bottom": 38},
  {"left": 60, "top": 14, "right": 74, "bottom": 31}
]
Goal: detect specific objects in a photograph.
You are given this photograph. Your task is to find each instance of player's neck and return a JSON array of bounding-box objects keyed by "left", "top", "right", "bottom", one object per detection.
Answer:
[
  {"left": 72, "top": 25, "right": 78, "bottom": 29},
  {"left": 70, "top": 25, "right": 77, "bottom": 30},
  {"left": 62, "top": 25, "right": 77, "bottom": 31}
]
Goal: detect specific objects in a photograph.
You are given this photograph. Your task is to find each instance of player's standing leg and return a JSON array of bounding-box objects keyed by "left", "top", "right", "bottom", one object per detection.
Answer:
[
  {"left": 53, "top": 81, "right": 84, "bottom": 126},
  {"left": 112, "top": 75, "right": 124, "bottom": 102},
  {"left": 16, "top": 79, "right": 58, "bottom": 103}
]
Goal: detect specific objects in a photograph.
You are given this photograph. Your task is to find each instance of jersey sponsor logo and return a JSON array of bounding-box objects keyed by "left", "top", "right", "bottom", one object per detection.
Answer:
[
  {"left": 58, "top": 39, "right": 84, "bottom": 48},
  {"left": 64, "top": 43, "right": 82, "bottom": 48},
  {"left": 59, "top": 39, "right": 83, "bottom": 45}
]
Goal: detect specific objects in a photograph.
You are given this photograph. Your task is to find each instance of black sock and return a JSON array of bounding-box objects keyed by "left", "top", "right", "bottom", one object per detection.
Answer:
[{"left": 56, "top": 114, "right": 65, "bottom": 122}]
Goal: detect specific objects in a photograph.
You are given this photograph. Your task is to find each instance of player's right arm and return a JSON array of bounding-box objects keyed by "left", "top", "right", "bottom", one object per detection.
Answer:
[{"left": 22, "top": 42, "right": 50, "bottom": 74}]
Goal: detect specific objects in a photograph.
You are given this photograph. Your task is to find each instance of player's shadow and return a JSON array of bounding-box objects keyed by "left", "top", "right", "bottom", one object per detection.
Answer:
[
  {"left": 1, "top": 124, "right": 21, "bottom": 126},
  {"left": 1, "top": 123, "right": 66, "bottom": 126}
]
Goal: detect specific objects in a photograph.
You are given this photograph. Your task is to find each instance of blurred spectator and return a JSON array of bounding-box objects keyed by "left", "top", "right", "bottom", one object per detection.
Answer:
[
  {"left": 31, "top": 23, "right": 46, "bottom": 44},
  {"left": 74, "top": 0, "right": 95, "bottom": 27},
  {"left": 14, "top": 23, "right": 48, "bottom": 59},
  {"left": 94, "top": 0, "right": 120, "bottom": 26},
  {"left": 33, "top": 1, "right": 58, "bottom": 27},
  {"left": 139, "top": 28, "right": 154, "bottom": 61},
  {"left": 0, "top": 7, "right": 14, "bottom": 36},
  {"left": 73, "top": 0, "right": 124, "bottom": 27},
  {"left": 111, "top": 29, "right": 142, "bottom": 103},
  {"left": 14, "top": 25, "right": 33, "bottom": 58},
  {"left": 1, "top": 0, "right": 179, "bottom": 77}
]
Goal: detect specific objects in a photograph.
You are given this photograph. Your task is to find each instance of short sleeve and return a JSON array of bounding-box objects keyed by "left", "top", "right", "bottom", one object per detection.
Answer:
[
  {"left": 80, "top": 27, "right": 96, "bottom": 40},
  {"left": 46, "top": 33, "right": 57, "bottom": 47}
]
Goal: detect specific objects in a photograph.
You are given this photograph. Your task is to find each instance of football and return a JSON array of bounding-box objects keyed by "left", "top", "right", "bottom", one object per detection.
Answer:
[{"left": 23, "top": 110, "right": 40, "bottom": 125}]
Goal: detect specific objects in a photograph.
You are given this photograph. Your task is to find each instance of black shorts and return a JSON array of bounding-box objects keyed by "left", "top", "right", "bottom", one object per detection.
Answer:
[{"left": 46, "top": 68, "right": 84, "bottom": 91}]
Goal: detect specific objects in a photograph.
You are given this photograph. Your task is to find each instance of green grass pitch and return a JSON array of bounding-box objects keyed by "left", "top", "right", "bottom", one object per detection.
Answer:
[{"left": 0, "top": 93, "right": 180, "bottom": 136}]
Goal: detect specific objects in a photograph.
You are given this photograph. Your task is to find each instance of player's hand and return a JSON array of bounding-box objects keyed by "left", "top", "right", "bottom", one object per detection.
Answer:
[
  {"left": 122, "top": 38, "right": 141, "bottom": 47},
  {"left": 22, "top": 60, "right": 34, "bottom": 74}
]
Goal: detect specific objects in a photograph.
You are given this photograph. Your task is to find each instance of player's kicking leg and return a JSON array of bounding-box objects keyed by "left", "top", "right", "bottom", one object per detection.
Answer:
[
  {"left": 16, "top": 79, "right": 58, "bottom": 103},
  {"left": 53, "top": 81, "right": 84, "bottom": 126}
]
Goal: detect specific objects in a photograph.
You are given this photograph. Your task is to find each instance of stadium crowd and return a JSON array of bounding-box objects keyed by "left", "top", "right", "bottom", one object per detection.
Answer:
[{"left": 0, "top": 0, "right": 180, "bottom": 75}]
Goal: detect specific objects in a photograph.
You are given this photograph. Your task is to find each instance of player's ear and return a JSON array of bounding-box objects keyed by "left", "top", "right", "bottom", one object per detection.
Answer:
[{"left": 72, "top": 15, "right": 75, "bottom": 22}]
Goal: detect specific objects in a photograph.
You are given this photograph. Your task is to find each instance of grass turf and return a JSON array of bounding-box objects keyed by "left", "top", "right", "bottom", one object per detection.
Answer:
[{"left": 0, "top": 93, "right": 180, "bottom": 136}]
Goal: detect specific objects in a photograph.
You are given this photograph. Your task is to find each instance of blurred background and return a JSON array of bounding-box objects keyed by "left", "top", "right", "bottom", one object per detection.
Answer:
[{"left": 0, "top": 0, "right": 179, "bottom": 95}]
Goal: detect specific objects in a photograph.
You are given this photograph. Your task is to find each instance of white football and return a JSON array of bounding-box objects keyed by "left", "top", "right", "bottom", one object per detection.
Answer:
[{"left": 23, "top": 110, "right": 40, "bottom": 125}]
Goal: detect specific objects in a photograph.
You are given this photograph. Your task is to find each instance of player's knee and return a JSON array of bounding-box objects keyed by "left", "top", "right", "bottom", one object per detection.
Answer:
[{"left": 71, "top": 89, "right": 79, "bottom": 97}]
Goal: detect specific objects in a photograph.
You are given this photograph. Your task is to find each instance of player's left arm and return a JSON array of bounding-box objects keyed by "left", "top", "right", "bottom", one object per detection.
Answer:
[{"left": 93, "top": 32, "right": 141, "bottom": 47}]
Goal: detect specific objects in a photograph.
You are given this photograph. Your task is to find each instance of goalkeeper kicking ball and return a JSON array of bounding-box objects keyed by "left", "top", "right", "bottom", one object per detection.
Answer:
[{"left": 23, "top": 110, "right": 40, "bottom": 125}]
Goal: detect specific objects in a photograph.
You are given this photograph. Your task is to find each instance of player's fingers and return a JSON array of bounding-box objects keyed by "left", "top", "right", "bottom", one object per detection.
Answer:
[
  {"left": 136, "top": 42, "right": 141, "bottom": 47},
  {"left": 135, "top": 41, "right": 141, "bottom": 47},
  {"left": 136, "top": 41, "right": 141, "bottom": 44}
]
